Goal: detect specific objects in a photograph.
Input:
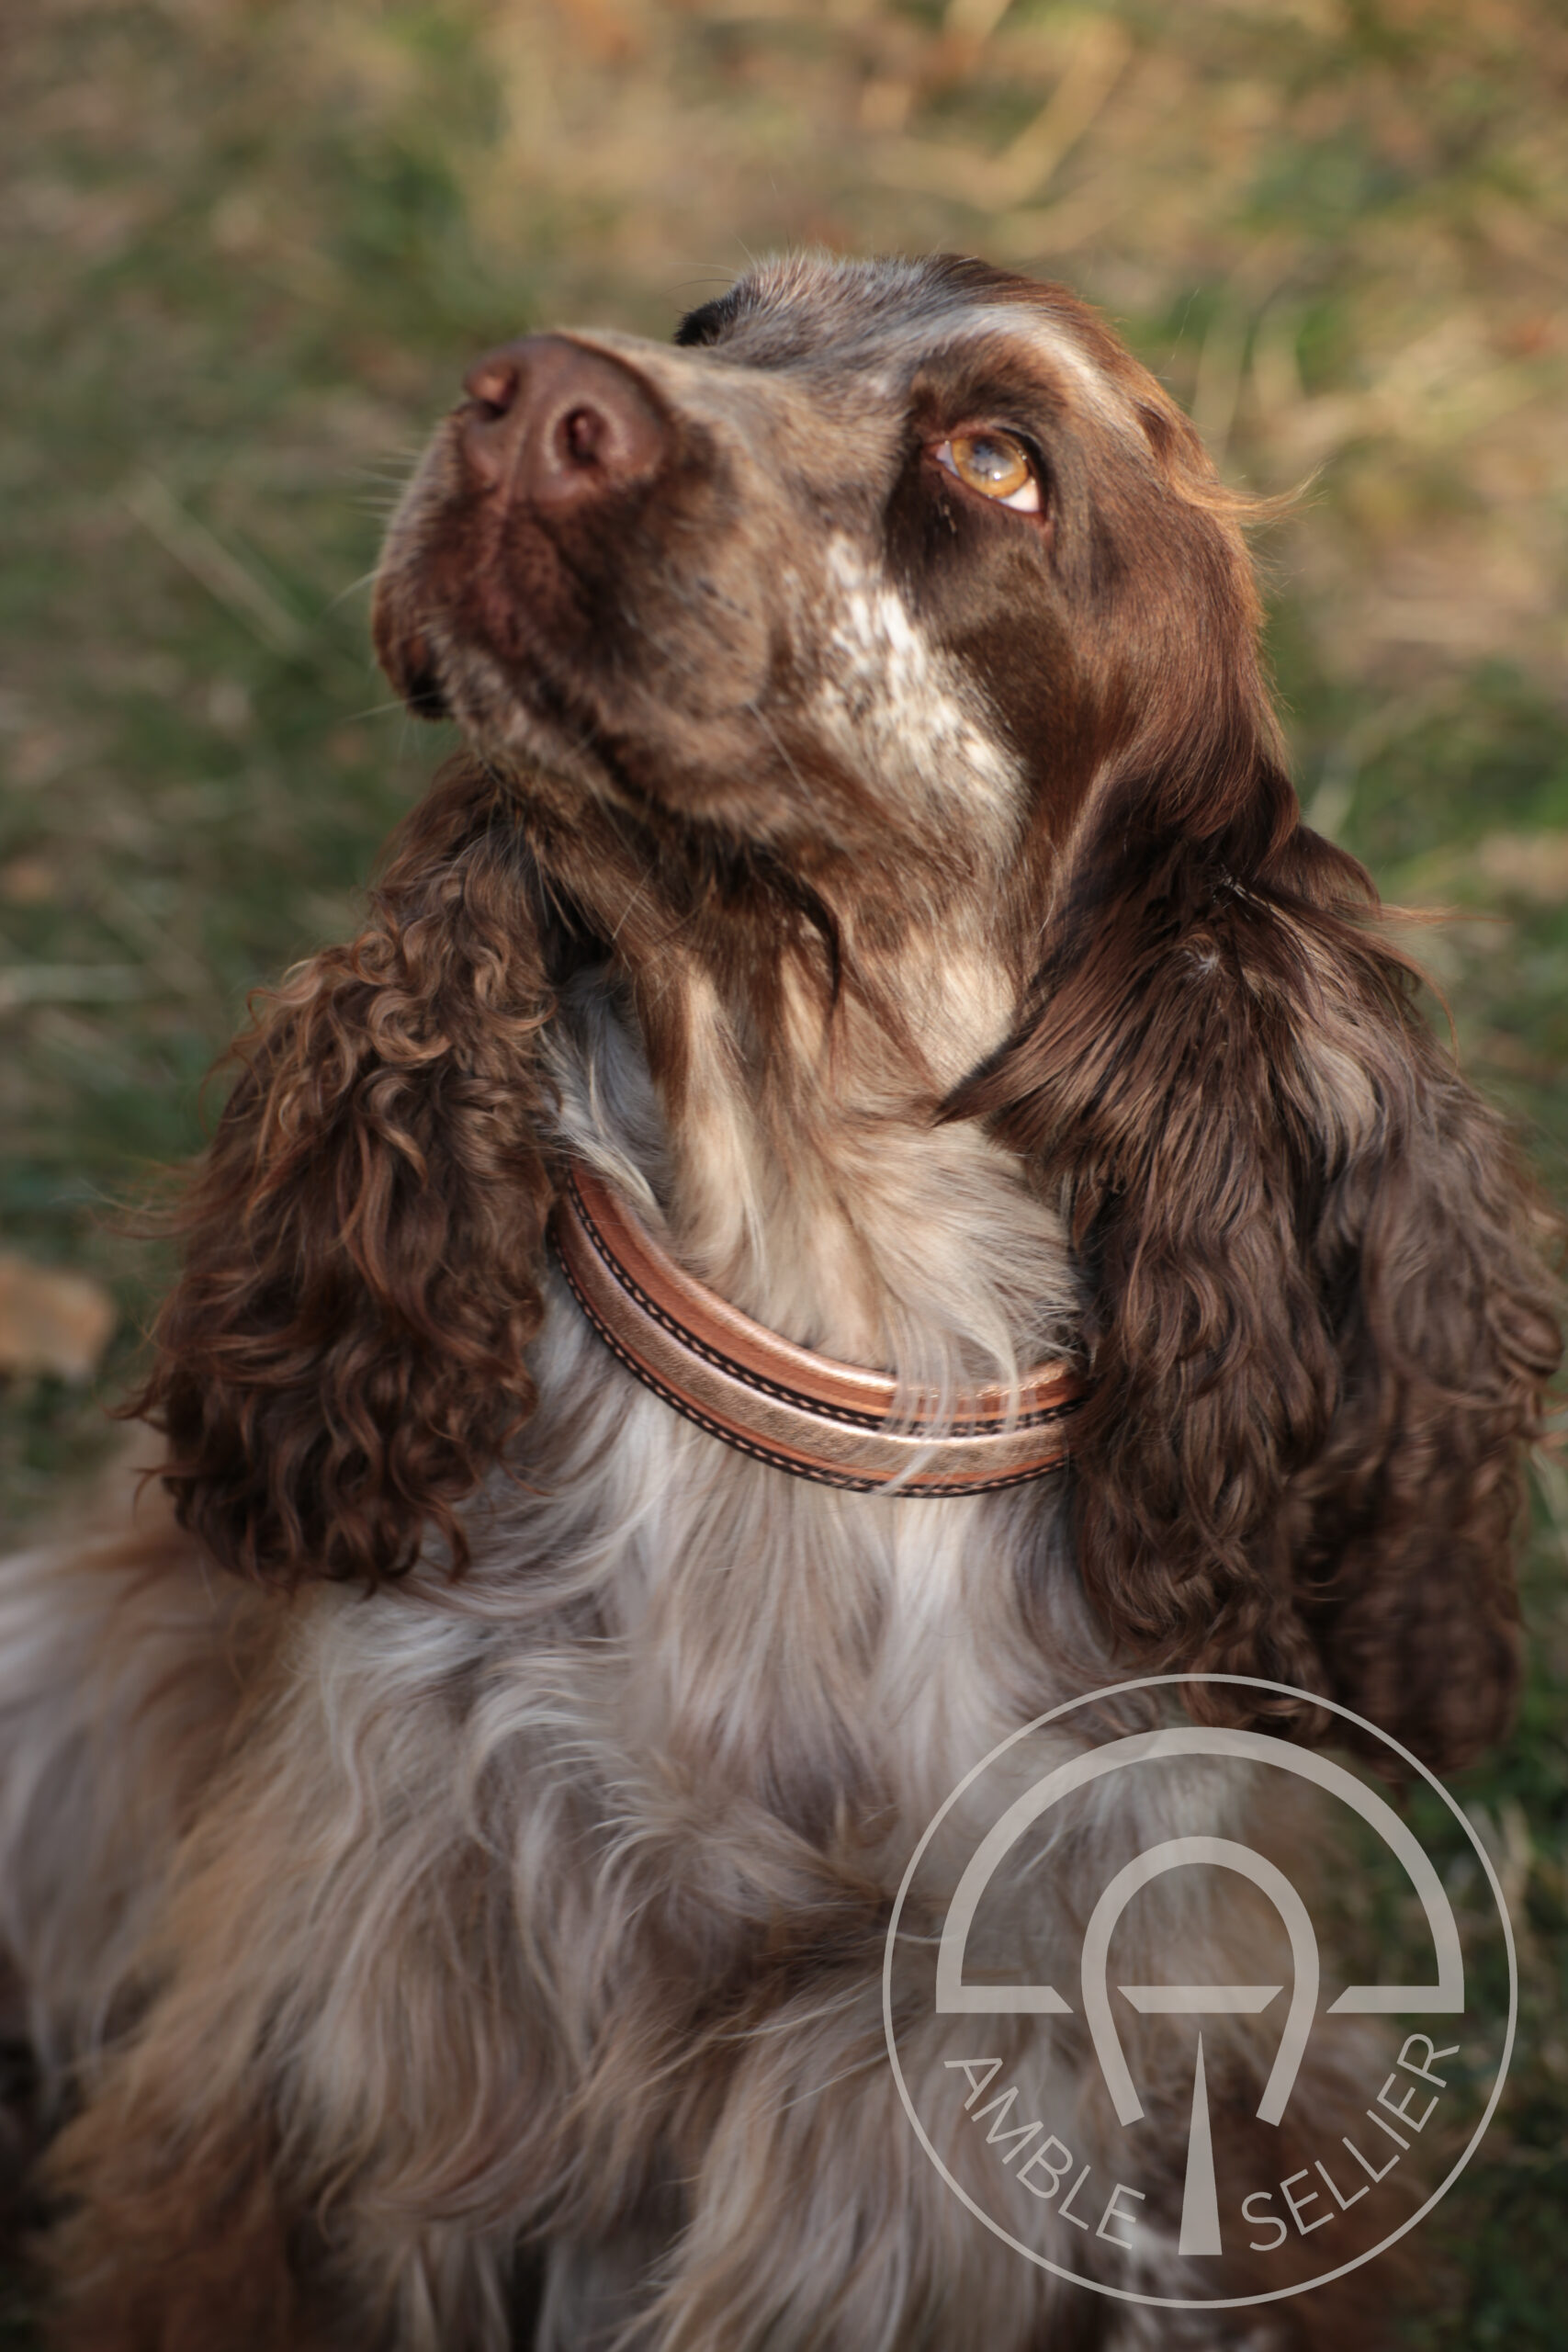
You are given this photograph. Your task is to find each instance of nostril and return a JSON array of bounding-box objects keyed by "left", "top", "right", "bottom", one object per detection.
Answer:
[
  {"left": 560, "top": 405, "right": 607, "bottom": 467},
  {"left": 463, "top": 356, "right": 521, "bottom": 416},
  {"left": 457, "top": 334, "right": 668, "bottom": 505}
]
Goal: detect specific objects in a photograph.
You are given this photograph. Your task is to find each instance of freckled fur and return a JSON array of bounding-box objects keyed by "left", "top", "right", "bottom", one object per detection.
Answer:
[{"left": 0, "top": 253, "right": 1557, "bottom": 2349}]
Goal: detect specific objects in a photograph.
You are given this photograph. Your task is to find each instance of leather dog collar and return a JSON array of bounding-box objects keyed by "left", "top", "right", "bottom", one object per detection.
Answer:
[{"left": 551, "top": 1162, "right": 1082, "bottom": 1495}]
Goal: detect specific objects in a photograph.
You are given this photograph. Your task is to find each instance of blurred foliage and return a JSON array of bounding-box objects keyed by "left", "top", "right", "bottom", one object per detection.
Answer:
[{"left": 0, "top": 0, "right": 1564, "bottom": 2342}]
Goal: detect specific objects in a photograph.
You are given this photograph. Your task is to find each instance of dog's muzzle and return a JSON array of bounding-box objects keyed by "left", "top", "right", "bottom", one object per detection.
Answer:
[{"left": 552, "top": 1164, "right": 1082, "bottom": 1494}]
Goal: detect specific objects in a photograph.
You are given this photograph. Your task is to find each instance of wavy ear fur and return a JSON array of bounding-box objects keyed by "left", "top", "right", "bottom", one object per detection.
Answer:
[
  {"left": 959, "top": 795, "right": 1560, "bottom": 1770},
  {"left": 131, "top": 760, "right": 559, "bottom": 1586}
]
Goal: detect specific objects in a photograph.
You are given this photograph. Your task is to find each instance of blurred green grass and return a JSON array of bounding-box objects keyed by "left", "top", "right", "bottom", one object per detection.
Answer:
[{"left": 1, "top": 2, "right": 1564, "bottom": 2342}]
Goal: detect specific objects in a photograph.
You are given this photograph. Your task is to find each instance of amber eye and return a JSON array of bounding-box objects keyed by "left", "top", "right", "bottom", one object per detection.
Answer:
[{"left": 933, "top": 431, "right": 1042, "bottom": 513}]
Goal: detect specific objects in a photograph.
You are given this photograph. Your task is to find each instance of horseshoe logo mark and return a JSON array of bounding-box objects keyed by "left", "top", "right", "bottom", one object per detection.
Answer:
[{"left": 889, "top": 1677, "right": 1514, "bottom": 2311}]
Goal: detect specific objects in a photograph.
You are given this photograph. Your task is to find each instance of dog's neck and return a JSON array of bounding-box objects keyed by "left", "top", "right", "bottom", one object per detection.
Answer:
[{"left": 547, "top": 851, "right": 1078, "bottom": 1392}]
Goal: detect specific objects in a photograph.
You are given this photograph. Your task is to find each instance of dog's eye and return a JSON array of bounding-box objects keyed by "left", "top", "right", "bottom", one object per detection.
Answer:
[{"left": 933, "top": 432, "right": 1042, "bottom": 514}]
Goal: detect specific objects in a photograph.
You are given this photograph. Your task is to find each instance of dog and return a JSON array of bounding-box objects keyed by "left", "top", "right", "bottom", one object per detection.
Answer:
[{"left": 0, "top": 254, "right": 1557, "bottom": 2351}]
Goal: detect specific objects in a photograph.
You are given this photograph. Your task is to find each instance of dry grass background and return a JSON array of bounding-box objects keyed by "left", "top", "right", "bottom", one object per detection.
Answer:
[{"left": 1, "top": 1, "right": 1565, "bottom": 2342}]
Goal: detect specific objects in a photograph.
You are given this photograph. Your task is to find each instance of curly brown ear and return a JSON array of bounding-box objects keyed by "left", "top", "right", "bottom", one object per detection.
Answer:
[
  {"left": 959, "top": 807, "right": 1559, "bottom": 1770},
  {"left": 130, "top": 759, "right": 559, "bottom": 1586}
]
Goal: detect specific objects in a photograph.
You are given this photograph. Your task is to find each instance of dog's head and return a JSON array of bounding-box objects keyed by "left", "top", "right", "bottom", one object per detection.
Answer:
[
  {"left": 372, "top": 254, "right": 1282, "bottom": 895},
  {"left": 138, "top": 257, "right": 1557, "bottom": 1771}
]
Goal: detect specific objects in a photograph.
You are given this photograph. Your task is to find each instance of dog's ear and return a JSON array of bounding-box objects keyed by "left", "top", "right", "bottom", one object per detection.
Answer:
[
  {"left": 131, "top": 759, "right": 560, "bottom": 1587},
  {"left": 957, "top": 805, "right": 1559, "bottom": 1770}
]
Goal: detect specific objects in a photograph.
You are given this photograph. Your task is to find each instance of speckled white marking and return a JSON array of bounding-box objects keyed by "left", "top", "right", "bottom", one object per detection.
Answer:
[{"left": 812, "top": 537, "right": 1021, "bottom": 832}]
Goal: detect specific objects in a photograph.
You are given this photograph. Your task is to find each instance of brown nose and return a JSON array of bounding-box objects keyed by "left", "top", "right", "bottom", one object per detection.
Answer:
[{"left": 458, "top": 335, "right": 668, "bottom": 507}]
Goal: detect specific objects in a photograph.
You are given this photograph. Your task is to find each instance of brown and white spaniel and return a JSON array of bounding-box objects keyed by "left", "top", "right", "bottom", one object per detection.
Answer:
[{"left": 0, "top": 254, "right": 1556, "bottom": 2351}]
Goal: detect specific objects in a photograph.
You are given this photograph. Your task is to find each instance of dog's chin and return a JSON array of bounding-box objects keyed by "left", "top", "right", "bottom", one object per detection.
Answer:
[
  {"left": 375, "top": 600, "right": 864, "bottom": 861},
  {"left": 377, "top": 617, "right": 551, "bottom": 753},
  {"left": 390, "top": 654, "right": 660, "bottom": 828},
  {"left": 370, "top": 583, "right": 452, "bottom": 720}
]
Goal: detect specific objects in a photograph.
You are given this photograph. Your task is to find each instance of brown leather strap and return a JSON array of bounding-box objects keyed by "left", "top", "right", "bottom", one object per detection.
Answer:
[{"left": 550, "top": 1163, "right": 1082, "bottom": 1495}]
